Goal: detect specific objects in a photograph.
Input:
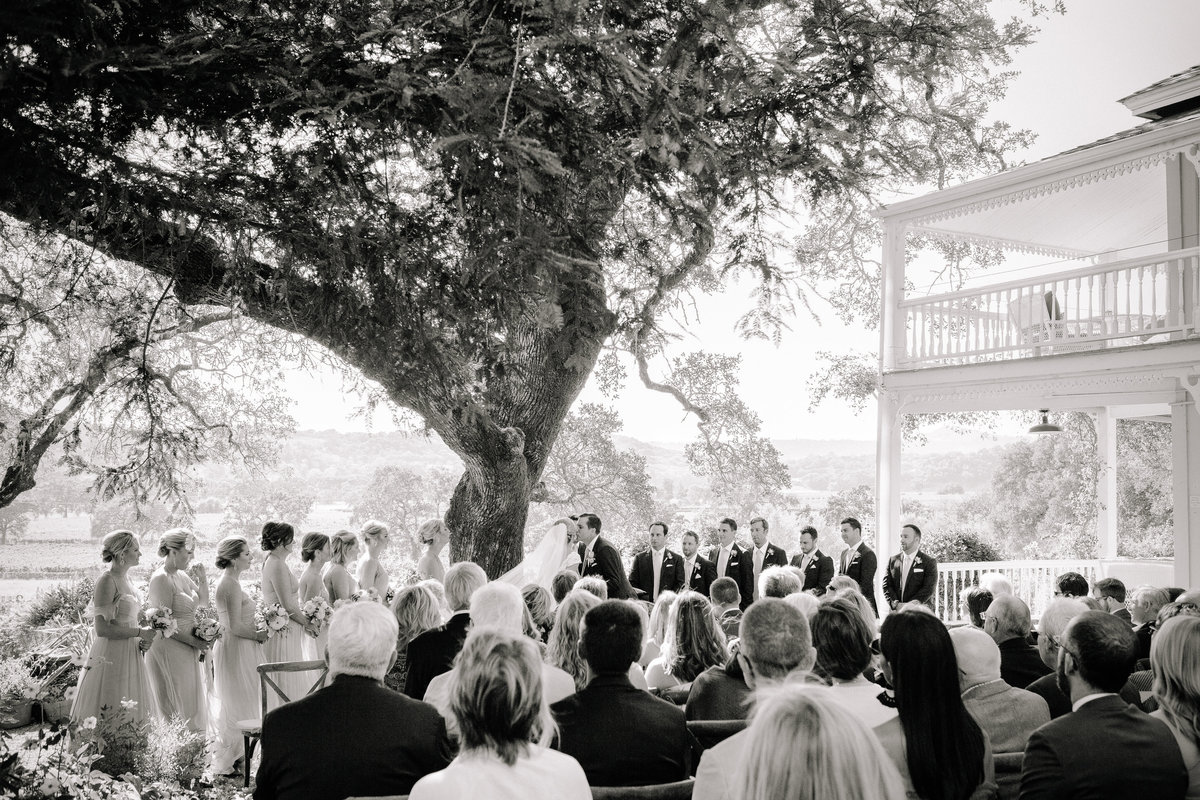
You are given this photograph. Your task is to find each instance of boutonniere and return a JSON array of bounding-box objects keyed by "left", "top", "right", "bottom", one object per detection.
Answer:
[
  {"left": 913, "top": 557, "right": 922, "bottom": 566},
  {"left": 586, "top": 552, "right": 596, "bottom": 567}
]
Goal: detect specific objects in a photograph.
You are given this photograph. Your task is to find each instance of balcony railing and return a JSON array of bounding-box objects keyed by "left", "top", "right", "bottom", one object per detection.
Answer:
[
  {"left": 899, "top": 247, "right": 1200, "bottom": 367},
  {"left": 930, "top": 559, "right": 1102, "bottom": 625}
]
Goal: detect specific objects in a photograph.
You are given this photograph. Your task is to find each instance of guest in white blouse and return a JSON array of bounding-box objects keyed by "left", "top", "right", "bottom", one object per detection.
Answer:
[{"left": 409, "top": 627, "right": 590, "bottom": 800}]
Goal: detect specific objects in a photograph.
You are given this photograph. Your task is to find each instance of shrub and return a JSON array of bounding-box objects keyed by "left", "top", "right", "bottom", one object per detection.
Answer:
[
  {"left": 137, "top": 715, "right": 208, "bottom": 787},
  {"left": 23, "top": 577, "right": 95, "bottom": 628},
  {"left": 921, "top": 528, "right": 1002, "bottom": 563}
]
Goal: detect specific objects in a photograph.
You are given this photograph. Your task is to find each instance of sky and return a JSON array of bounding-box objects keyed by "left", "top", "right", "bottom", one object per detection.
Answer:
[{"left": 287, "top": 0, "right": 1200, "bottom": 444}]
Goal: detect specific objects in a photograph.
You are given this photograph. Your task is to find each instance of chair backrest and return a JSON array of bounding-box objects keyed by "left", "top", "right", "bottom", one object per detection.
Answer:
[
  {"left": 656, "top": 682, "right": 692, "bottom": 706},
  {"left": 686, "top": 718, "right": 747, "bottom": 753},
  {"left": 993, "top": 752, "right": 1023, "bottom": 800},
  {"left": 590, "top": 779, "right": 695, "bottom": 800},
  {"left": 258, "top": 659, "right": 328, "bottom": 718},
  {"left": 1007, "top": 291, "right": 1062, "bottom": 337}
]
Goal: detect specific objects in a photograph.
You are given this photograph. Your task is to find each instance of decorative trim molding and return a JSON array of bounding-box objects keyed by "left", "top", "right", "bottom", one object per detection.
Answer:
[{"left": 906, "top": 226, "right": 1094, "bottom": 259}]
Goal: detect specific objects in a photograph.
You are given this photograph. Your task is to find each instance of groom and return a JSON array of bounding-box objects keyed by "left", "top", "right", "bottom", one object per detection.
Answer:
[{"left": 577, "top": 513, "right": 635, "bottom": 600}]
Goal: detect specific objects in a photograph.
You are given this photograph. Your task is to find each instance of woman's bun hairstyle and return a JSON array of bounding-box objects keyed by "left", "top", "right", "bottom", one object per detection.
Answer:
[
  {"left": 215, "top": 536, "right": 249, "bottom": 569},
  {"left": 101, "top": 530, "right": 137, "bottom": 563},
  {"left": 300, "top": 532, "right": 330, "bottom": 563},
  {"left": 261, "top": 521, "right": 296, "bottom": 552},
  {"left": 157, "top": 528, "right": 193, "bottom": 558}
]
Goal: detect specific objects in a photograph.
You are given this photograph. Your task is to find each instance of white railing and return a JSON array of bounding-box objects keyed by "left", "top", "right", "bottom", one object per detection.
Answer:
[
  {"left": 929, "top": 559, "right": 1102, "bottom": 625},
  {"left": 899, "top": 248, "right": 1200, "bottom": 367}
]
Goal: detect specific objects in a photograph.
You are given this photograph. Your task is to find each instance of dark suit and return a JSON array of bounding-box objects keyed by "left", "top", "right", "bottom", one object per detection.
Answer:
[
  {"left": 709, "top": 543, "right": 754, "bottom": 610},
  {"left": 1024, "top": 673, "right": 1143, "bottom": 720},
  {"left": 998, "top": 637, "right": 1052, "bottom": 689},
  {"left": 882, "top": 549, "right": 938, "bottom": 608},
  {"left": 789, "top": 549, "right": 834, "bottom": 595},
  {"left": 684, "top": 555, "right": 718, "bottom": 597},
  {"left": 579, "top": 536, "right": 635, "bottom": 600},
  {"left": 1019, "top": 694, "right": 1187, "bottom": 800},
  {"left": 749, "top": 543, "right": 788, "bottom": 601},
  {"left": 629, "top": 548, "right": 686, "bottom": 601},
  {"left": 1112, "top": 606, "right": 1133, "bottom": 624},
  {"left": 254, "top": 675, "right": 453, "bottom": 800},
  {"left": 551, "top": 673, "right": 690, "bottom": 786},
  {"left": 403, "top": 611, "right": 470, "bottom": 700},
  {"left": 838, "top": 542, "right": 878, "bottom": 615},
  {"left": 1133, "top": 621, "right": 1155, "bottom": 661}
]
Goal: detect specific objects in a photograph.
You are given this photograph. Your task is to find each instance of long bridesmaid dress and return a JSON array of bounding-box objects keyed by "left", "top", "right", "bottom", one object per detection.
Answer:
[
  {"left": 299, "top": 577, "right": 331, "bottom": 663},
  {"left": 209, "top": 582, "right": 263, "bottom": 774},
  {"left": 261, "top": 559, "right": 308, "bottom": 709},
  {"left": 70, "top": 588, "right": 154, "bottom": 724},
  {"left": 145, "top": 570, "right": 207, "bottom": 731}
]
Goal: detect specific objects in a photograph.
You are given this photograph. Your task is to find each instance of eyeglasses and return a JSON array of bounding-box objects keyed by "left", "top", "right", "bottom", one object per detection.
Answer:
[{"left": 1048, "top": 635, "right": 1081, "bottom": 663}]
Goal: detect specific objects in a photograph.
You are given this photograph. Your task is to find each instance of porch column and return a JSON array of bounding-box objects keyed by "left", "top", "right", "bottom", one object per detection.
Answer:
[
  {"left": 875, "top": 390, "right": 902, "bottom": 609},
  {"left": 1172, "top": 393, "right": 1200, "bottom": 588},
  {"left": 1096, "top": 409, "right": 1119, "bottom": 560},
  {"left": 879, "top": 220, "right": 907, "bottom": 370}
]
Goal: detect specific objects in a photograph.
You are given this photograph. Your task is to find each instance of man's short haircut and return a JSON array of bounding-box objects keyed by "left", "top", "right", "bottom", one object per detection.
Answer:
[
  {"left": 750, "top": 517, "right": 768, "bottom": 531},
  {"left": 978, "top": 572, "right": 1013, "bottom": 597},
  {"left": 469, "top": 581, "right": 525, "bottom": 633},
  {"left": 810, "top": 597, "right": 873, "bottom": 681},
  {"left": 799, "top": 525, "right": 818, "bottom": 540},
  {"left": 710, "top": 576, "right": 740, "bottom": 607},
  {"left": 682, "top": 530, "right": 699, "bottom": 545},
  {"left": 1064, "top": 610, "right": 1138, "bottom": 693},
  {"left": 1055, "top": 572, "right": 1089, "bottom": 598},
  {"left": 327, "top": 601, "right": 399, "bottom": 680},
  {"left": 759, "top": 566, "right": 802, "bottom": 599},
  {"left": 987, "top": 594, "right": 1033, "bottom": 639},
  {"left": 840, "top": 517, "right": 861, "bottom": 533},
  {"left": 720, "top": 517, "right": 738, "bottom": 531},
  {"left": 902, "top": 523, "right": 922, "bottom": 539},
  {"left": 1038, "top": 597, "right": 1089, "bottom": 638},
  {"left": 739, "top": 598, "right": 814, "bottom": 680},
  {"left": 1130, "top": 585, "right": 1169, "bottom": 609},
  {"left": 580, "top": 513, "right": 601, "bottom": 533},
  {"left": 1093, "top": 577, "right": 1126, "bottom": 603},
  {"left": 949, "top": 626, "right": 1002, "bottom": 685},
  {"left": 444, "top": 561, "right": 488, "bottom": 612},
  {"left": 575, "top": 575, "right": 608, "bottom": 600},
  {"left": 783, "top": 591, "right": 819, "bottom": 620},
  {"left": 649, "top": 521, "right": 668, "bottom": 536},
  {"left": 581, "top": 600, "right": 643, "bottom": 674},
  {"left": 551, "top": 569, "right": 579, "bottom": 603}
]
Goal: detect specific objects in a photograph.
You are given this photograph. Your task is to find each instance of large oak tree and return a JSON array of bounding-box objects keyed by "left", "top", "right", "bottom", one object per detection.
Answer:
[{"left": 0, "top": 0, "right": 1045, "bottom": 573}]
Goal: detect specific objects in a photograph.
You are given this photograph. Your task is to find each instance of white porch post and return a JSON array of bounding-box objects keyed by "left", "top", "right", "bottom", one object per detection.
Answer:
[
  {"left": 879, "top": 221, "right": 907, "bottom": 371},
  {"left": 1172, "top": 393, "right": 1200, "bottom": 588},
  {"left": 1096, "top": 408, "right": 1119, "bottom": 560},
  {"left": 875, "top": 390, "right": 902, "bottom": 609}
]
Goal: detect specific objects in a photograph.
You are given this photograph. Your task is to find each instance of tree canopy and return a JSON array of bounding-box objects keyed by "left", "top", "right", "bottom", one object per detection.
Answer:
[{"left": 0, "top": 0, "right": 1050, "bottom": 573}]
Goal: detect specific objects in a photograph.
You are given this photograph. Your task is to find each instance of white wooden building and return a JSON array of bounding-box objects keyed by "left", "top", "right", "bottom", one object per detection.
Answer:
[{"left": 874, "top": 66, "right": 1200, "bottom": 591}]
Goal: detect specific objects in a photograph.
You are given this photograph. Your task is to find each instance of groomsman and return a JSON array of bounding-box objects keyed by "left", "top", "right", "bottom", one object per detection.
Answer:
[
  {"left": 630, "top": 521, "right": 686, "bottom": 601},
  {"left": 838, "top": 517, "right": 878, "bottom": 616},
  {"left": 680, "top": 530, "right": 717, "bottom": 597},
  {"left": 789, "top": 525, "right": 834, "bottom": 596},
  {"left": 577, "top": 513, "right": 635, "bottom": 600},
  {"left": 708, "top": 518, "right": 754, "bottom": 610},
  {"left": 882, "top": 524, "right": 938, "bottom": 610},
  {"left": 748, "top": 517, "right": 787, "bottom": 602}
]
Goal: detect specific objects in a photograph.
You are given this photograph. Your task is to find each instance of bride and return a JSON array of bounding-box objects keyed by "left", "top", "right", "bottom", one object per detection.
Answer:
[{"left": 499, "top": 518, "right": 581, "bottom": 590}]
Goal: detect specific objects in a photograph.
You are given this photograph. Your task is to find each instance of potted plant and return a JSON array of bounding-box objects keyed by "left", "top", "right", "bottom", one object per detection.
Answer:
[{"left": 0, "top": 657, "right": 39, "bottom": 729}]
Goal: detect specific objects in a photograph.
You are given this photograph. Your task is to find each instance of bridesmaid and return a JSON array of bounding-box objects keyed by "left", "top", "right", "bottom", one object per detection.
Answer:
[
  {"left": 356, "top": 520, "right": 390, "bottom": 600},
  {"left": 209, "top": 536, "right": 268, "bottom": 776},
  {"left": 71, "top": 530, "right": 156, "bottom": 725},
  {"left": 145, "top": 529, "right": 209, "bottom": 731},
  {"left": 297, "top": 532, "right": 331, "bottom": 661},
  {"left": 260, "top": 521, "right": 317, "bottom": 707},
  {"left": 415, "top": 520, "right": 450, "bottom": 582},
  {"left": 323, "top": 530, "right": 359, "bottom": 605}
]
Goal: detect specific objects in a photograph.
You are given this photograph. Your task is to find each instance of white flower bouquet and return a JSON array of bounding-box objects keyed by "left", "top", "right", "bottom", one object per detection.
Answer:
[
  {"left": 192, "top": 606, "right": 223, "bottom": 643},
  {"left": 301, "top": 597, "right": 333, "bottom": 638},
  {"left": 350, "top": 587, "right": 381, "bottom": 604},
  {"left": 255, "top": 602, "right": 291, "bottom": 639},
  {"left": 145, "top": 607, "right": 178, "bottom": 639}
]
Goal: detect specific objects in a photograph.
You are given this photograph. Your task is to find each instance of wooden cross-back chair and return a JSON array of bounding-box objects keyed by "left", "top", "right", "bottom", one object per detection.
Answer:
[{"left": 236, "top": 659, "right": 328, "bottom": 787}]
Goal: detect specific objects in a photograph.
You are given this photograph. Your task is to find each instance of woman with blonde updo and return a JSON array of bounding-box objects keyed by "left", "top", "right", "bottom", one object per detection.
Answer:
[
  {"left": 70, "top": 531, "right": 157, "bottom": 725},
  {"left": 415, "top": 519, "right": 451, "bottom": 582},
  {"left": 145, "top": 528, "right": 208, "bottom": 731},
  {"left": 298, "top": 532, "right": 332, "bottom": 661},
  {"left": 323, "top": 529, "right": 359, "bottom": 604},
  {"left": 357, "top": 520, "right": 391, "bottom": 599},
  {"left": 261, "top": 521, "right": 318, "bottom": 706},
  {"left": 384, "top": 584, "right": 443, "bottom": 692},
  {"left": 209, "top": 536, "right": 268, "bottom": 776}
]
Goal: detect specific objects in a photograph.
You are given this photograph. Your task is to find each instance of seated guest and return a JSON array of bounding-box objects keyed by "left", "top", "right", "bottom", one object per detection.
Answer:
[
  {"left": 1150, "top": 615, "right": 1200, "bottom": 799},
  {"left": 709, "top": 578, "right": 742, "bottom": 639},
  {"left": 1054, "top": 571, "right": 1089, "bottom": 599},
  {"left": 640, "top": 590, "right": 677, "bottom": 667},
  {"left": 685, "top": 645, "right": 753, "bottom": 721},
  {"left": 409, "top": 628, "right": 591, "bottom": 800},
  {"left": 574, "top": 575, "right": 608, "bottom": 600},
  {"left": 782, "top": 590, "right": 819, "bottom": 621},
  {"left": 254, "top": 602, "right": 453, "bottom": 800},
  {"left": 979, "top": 572, "right": 1013, "bottom": 598},
  {"left": 811, "top": 597, "right": 896, "bottom": 729},
  {"left": 984, "top": 594, "right": 1051, "bottom": 688},
  {"left": 1130, "top": 585, "right": 1170, "bottom": 660},
  {"left": 386, "top": 583, "right": 443, "bottom": 692},
  {"left": 876, "top": 609, "right": 994, "bottom": 800},
  {"left": 693, "top": 599, "right": 818, "bottom": 800},
  {"left": 949, "top": 626, "right": 1049, "bottom": 753},
  {"left": 424, "top": 582, "right": 575, "bottom": 735},
  {"left": 1092, "top": 577, "right": 1131, "bottom": 623},
  {"left": 522, "top": 584, "right": 555, "bottom": 643},
  {"left": 758, "top": 565, "right": 801, "bottom": 599},
  {"left": 645, "top": 591, "right": 728, "bottom": 690},
  {"left": 1020, "top": 611, "right": 1188, "bottom": 800},
  {"left": 734, "top": 685, "right": 905, "bottom": 800},
  {"left": 963, "top": 585, "right": 993, "bottom": 629},
  {"left": 404, "top": 561, "right": 487, "bottom": 699},
  {"left": 551, "top": 569, "right": 579, "bottom": 603},
  {"left": 546, "top": 589, "right": 602, "bottom": 691},
  {"left": 1026, "top": 597, "right": 1142, "bottom": 718},
  {"left": 552, "top": 601, "right": 690, "bottom": 786},
  {"left": 827, "top": 574, "right": 859, "bottom": 594}
]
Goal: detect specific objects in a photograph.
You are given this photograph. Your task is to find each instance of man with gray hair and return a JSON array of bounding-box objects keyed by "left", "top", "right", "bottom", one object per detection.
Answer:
[
  {"left": 757, "top": 565, "right": 802, "bottom": 599},
  {"left": 983, "top": 594, "right": 1052, "bottom": 688},
  {"left": 693, "top": 598, "right": 817, "bottom": 800},
  {"left": 949, "top": 626, "right": 1048, "bottom": 754},
  {"left": 404, "top": 561, "right": 487, "bottom": 699},
  {"left": 1128, "top": 584, "right": 1169, "bottom": 660},
  {"left": 254, "top": 602, "right": 452, "bottom": 800}
]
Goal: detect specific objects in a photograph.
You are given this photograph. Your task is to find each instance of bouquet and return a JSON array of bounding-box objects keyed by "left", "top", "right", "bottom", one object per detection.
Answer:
[
  {"left": 145, "top": 607, "right": 178, "bottom": 639},
  {"left": 192, "top": 606, "right": 223, "bottom": 644},
  {"left": 350, "top": 587, "right": 381, "bottom": 604},
  {"left": 301, "top": 597, "right": 333, "bottom": 638},
  {"left": 255, "top": 602, "right": 291, "bottom": 639}
]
